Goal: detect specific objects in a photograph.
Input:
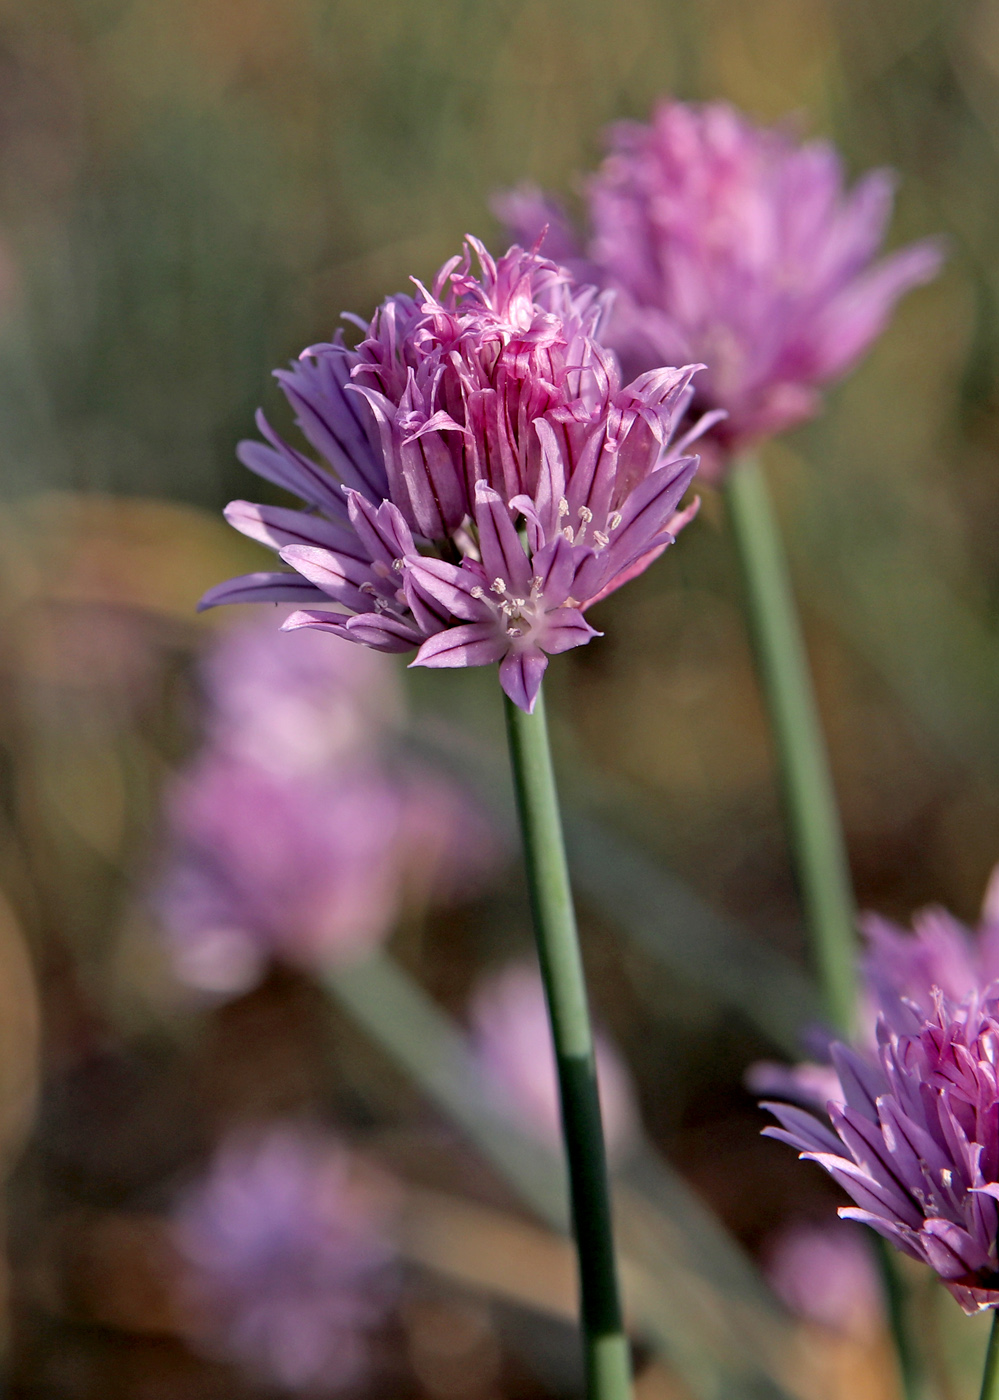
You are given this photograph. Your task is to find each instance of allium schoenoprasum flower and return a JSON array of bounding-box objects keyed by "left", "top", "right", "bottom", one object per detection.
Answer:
[
  {"left": 496, "top": 102, "right": 943, "bottom": 478},
  {"left": 861, "top": 865, "right": 999, "bottom": 1015},
  {"left": 172, "top": 1126, "right": 397, "bottom": 1392},
  {"left": 156, "top": 615, "right": 497, "bottom": 995},
  {"left": 468, "top": 961, "right": 639, "bottom": 1163},
  {"left": 762, "top": 1220, "right": 883, "bottom": 1338},
  {"left": 762, "top": 993, "right": 999, "bottom": 1314},
  {"left": 199, "top": 238, "right": 705, "bottom": 712},
  {"left": 749, "top": 865, "right": 999, "bottom": 1114}
]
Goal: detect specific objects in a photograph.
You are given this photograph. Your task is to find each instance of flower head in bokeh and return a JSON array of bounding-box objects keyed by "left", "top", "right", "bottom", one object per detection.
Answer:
[
  {"left": 861, "top": 865, "right": 999, "bottom": 1015},
  {"left": 173, "top": 1125, "right": 397, "bottom": 1391},
  {"left": 157, "top": 616, "right": 497, "bottom": 996},
  {"left": 764, "top": 992, "right": 999, "bottom": 1314},
  {"left": 497, "top": 101, "right": 943, "bottom": 478},
  {"left": 750, "top": 866, "right": 999, "bottom": 1114},
  {"left": 200, "top": 238, "right": 704, "bottom": 711},
  {"left": 468, "top": 961, "right": 639, "bottom": 1163},
  {"left": 762, "top": 1220, "right": 882, "bottom": 1338}
]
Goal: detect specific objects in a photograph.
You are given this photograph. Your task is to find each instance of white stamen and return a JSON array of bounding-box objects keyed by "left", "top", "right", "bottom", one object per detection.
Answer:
[
  {"left": 491, "top": 577, "right": 507, "bottom": 595},
  {"left": 578, "top": 506, "right": 593, "bottom": 524},
  {"left": 562, "top": 527, "right": 574, "bottom": 543},
  {"left": 391, "top": 558, "right": 404, "bottom": 572},
  {"left": 470, "top": 586, "right": 487, "bottom": 601},
  {"left": 558, "top": 498, "right": 570, "bottom": 518},
  {"left": 608, "top": 511, "right": 623, "bottom": 530},
  {"left": 594, "top": 531, "right": 609, "bottom": 548}
]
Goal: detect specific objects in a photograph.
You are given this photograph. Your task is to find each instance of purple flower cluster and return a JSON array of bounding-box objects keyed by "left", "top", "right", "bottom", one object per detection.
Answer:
[
  {"left": 173, "top": 1126, "right": 397, "bottom": 1391},
  {"left": 157, "top": 614, "right": 496, "bottom": 995},
  {"left": 861, "top": 873, "right": 999, "bottom": 1015},
  {"left": 200, "top": 239, "right": 704, "bottom": 711},
  {"left": 761, "top": 868, "right": 999, "bottom": 1311},
  {"left": 468, "top": 961, "right": 639, "bottom": 1163},
  {"left": 764, "top": 993, "right": 999, "bottom": 1314},
  {"left": 498, "top": 101, "right": 943, "bottom": 477}
]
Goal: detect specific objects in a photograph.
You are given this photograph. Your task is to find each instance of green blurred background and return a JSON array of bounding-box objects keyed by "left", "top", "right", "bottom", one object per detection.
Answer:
[{"left": 0, "top": 0, "right": 995, "bottom": 1395}]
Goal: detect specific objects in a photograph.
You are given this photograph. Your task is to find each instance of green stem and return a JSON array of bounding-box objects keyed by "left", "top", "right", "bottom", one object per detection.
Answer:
[
  {"left": 724, "top": 453, "right": 857, "bottom": 1034},
  {"left": 980, "top": 1313, "right": 999, "bottom": 1400},
  {"left": 725, "top": 454, "right": 920, "bottom": 1399},
  {"left": 504, "top": 685, "right": 632, "bottom": 1400}
]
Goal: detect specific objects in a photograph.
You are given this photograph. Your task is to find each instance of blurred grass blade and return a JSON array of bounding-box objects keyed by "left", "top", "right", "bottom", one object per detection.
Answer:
[
  {"left": 410, "top": 720, "right": 820, "bottom": 1054},
  {"left": 562, "top": 815, "right": 819, "bottom": 1055},
  {"left": 326, "top": 951, "right": 568, "bottom": 1231},
  {"left": 324, "top": 950, "right": 801, "bottom": 1400}
]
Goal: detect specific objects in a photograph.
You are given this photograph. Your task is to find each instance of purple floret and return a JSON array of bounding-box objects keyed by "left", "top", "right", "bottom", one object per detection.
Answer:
[
  {"left": 763, "top": 993, "right": 999, "bottom": 1314},
  {"left": 201, "top": 238, "right": 707, "bottom": 711},
  {"left": 498, "top": 101, "right": 943, "bottom": 478}
]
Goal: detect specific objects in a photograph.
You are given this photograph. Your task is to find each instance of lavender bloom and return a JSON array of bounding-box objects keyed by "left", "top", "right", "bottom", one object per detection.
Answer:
[
  {"left": 173, "top": 1126, "right": 397, "bottom": 1391},
  {"left": 861, "top": 874, "right": 999, "bottom": 1014},
  {"left": 750, "top": 866, "right": 999, "bottom": 1113},
  {"left": 199, "top": 238, "right": 704, "bottom": 711},
  {"left": 763, "top": 994, "right": 999, "bottom": 1314},
  {"left": 762, "top": 1221, "right": 882, "bottom": 1337},
  {"left": 497, "top": 102, "right": 943, "bottom": 476},
  {"left": 158, "top": 616, "right": 497, "bottom": 995},
  {"left": 468, "top": 961, "right": 639, "bottom": 1163}
]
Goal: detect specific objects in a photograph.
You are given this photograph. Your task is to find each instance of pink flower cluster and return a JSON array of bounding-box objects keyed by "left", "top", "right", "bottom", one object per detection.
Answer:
[
  {"left": 498, "top": 101, "right": 943, "bottom": 477},
  {"left": 157, "top": 614, "right": 497, "bottom": 995},
  {"left": 201, "top": 239, "right": 704, "bottom": 710},
  {"left": 761, "top": 867, "right": 999, "bottom": 1312}
]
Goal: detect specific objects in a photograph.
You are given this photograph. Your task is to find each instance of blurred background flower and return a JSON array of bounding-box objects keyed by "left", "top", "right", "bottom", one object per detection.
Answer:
[
  {"left": 155, "top": 613, "right": 498, "bottom": 996},
  {"left": 172, "top": 1124, "right": 398, "bottom": 1392},
  {"left": 762, "top": 1220, "right": 883, "bottom": 1339}
]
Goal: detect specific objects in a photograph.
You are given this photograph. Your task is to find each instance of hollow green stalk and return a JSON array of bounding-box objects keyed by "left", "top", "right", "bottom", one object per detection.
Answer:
[
  {"left": 724, "top": 452, "right": 856, "bottom": 1033},
  {"left": 982, "top": 1314, "right": 999, "bottom": 1400},
  {"left": 504, "top": 685, "right": 632, "bottom": 1400},
  {"left": 725, "top": 452, "right": 919, "bottom": 1398}
]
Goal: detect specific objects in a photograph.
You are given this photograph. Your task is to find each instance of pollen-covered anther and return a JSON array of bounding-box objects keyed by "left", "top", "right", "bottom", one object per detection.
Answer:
[
  {"left": 490, "top": 578, "right": 507, "bottom": 595},
  {"left": 557, "top": 498, "right": 570, "bottom": 518},
  {"left": 608, "top": 511, "right": 623, "bottom": 530},
  {"left": 470, "top": 585, "right": 487, "bottom": 601},
  {"left": 562, "top": 527, "right": 574, "bottom": 543},
  {"left": 594, "top": 531, "right": 609, "bottom": 548},
  {"left": 578, "top": 506, "right": 593, "bottom": 524}
]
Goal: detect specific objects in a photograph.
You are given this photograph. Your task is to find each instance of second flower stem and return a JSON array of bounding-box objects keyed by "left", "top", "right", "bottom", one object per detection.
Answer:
[
  {"left": 504, "top": 686, "right": 632, "bottom": 1400},
  {"left": 725, "top": 452, "right": 919, "bottom": 1399},
  {"left": 724, "top": 453, "right": 857, "bottom": 1034}
]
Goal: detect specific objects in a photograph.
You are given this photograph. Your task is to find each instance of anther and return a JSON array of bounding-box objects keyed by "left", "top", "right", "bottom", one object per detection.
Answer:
[
  {"left": 558, "top": 498, "right": 570, "bottom": 518},
  {"left": 490, "top": 577, "right": 507, "bottom": 595},
  {"left": 562, "top": 527, "right": 574, "bottom": 543},
  {"left": 470, "top": 586, "right": 487, "bottom": 601},
  {"left": 608, "top": 511, "right": 623, "bottom": 530},
  {"left": 594, "top": 531, "right": 609, "bottom": 548},
  {"left": 578, "top": 506, "right": 593, "bottom": 524}
]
